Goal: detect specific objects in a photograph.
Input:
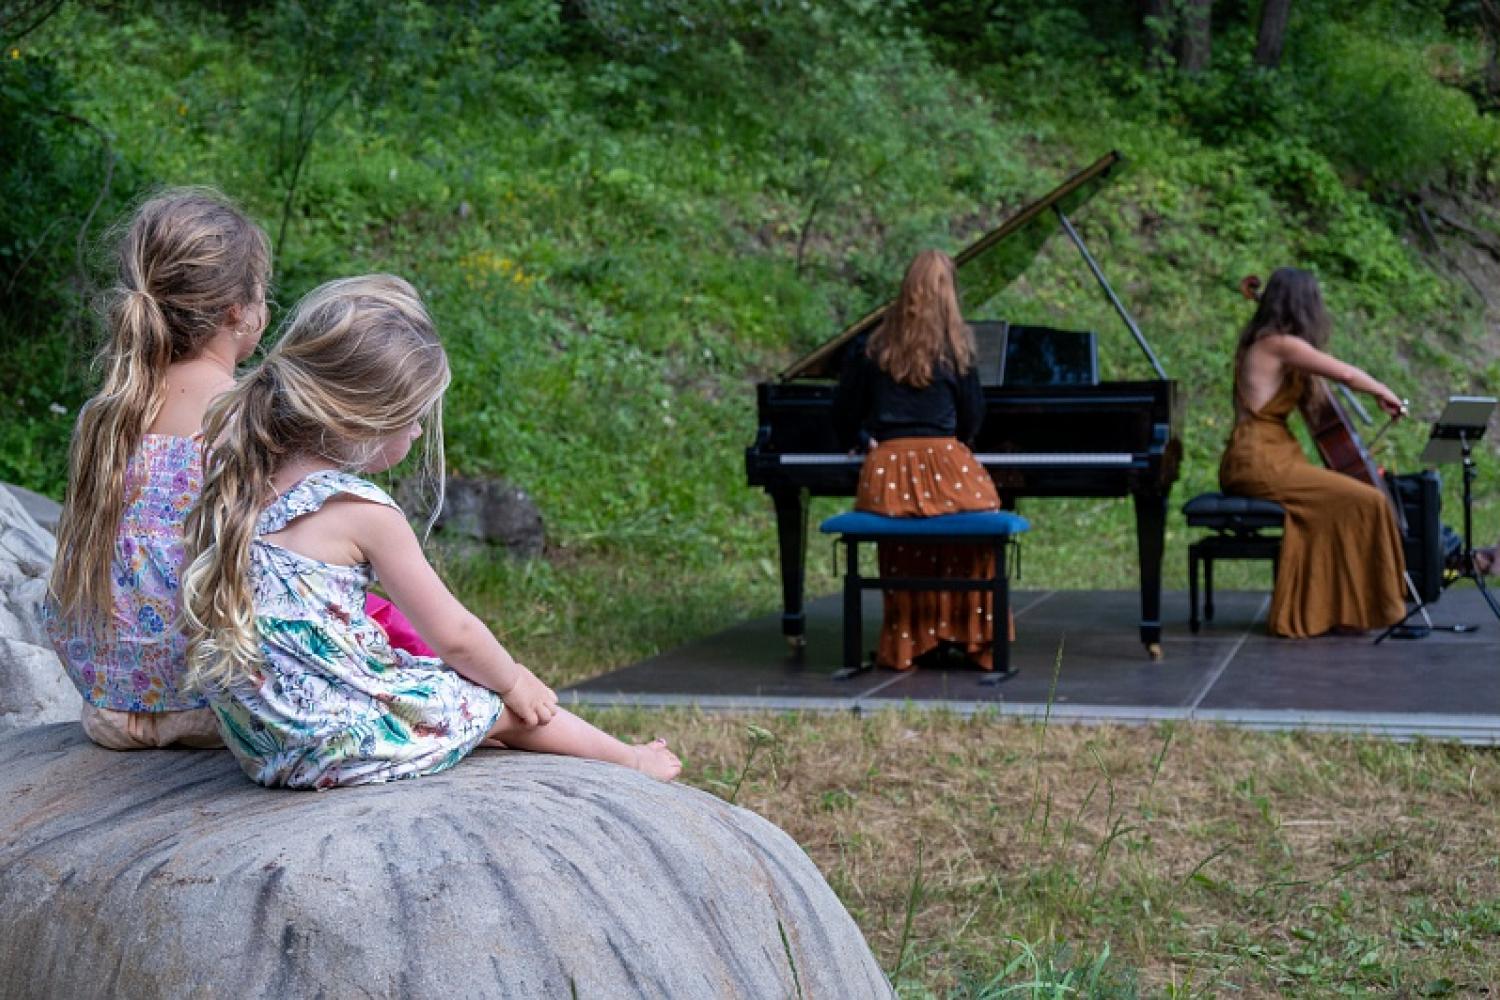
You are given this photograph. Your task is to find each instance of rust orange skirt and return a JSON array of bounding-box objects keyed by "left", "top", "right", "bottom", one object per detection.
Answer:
[{"left": 854, "top": 437, "right": 1004, "bottom": 670}]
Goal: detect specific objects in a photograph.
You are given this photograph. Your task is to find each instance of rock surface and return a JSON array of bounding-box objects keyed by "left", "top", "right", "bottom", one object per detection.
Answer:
[
  {"left": 0, "top": 724, "right": 894, "bottom": 999},
  {"left": 427, "top": 475, "right": 546, "bottom": 557},
  {"left": 1, "top": 484, "right": 62, "bottom": 534},
  {"left": 0, "top": 487, "right": 78, "bottom": 735}
]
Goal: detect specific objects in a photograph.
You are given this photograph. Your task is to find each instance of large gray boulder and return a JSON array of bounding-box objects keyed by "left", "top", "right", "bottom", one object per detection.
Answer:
[
  {"left": 0, "top": 725, "right": 893, "bottom": 999},
  {"left": 0, "top": 487, "right": 78, "bottom": 735},
  {"left": 2, "top": 484, "right": 61, "bottom": 534},
  {"left": 426, "top": 475, "right": 545, "bottom": 558}
]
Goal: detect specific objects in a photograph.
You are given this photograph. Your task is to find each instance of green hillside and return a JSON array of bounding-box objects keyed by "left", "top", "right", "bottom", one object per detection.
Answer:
[{"left": 4, "top": 2, "right": 1499, "bottom": 678}]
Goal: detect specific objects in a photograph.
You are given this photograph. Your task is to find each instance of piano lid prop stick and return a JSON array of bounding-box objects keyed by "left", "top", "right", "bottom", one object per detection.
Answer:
[{"left": 1054, "top": 207, "right": 1168, "bottom": 380}]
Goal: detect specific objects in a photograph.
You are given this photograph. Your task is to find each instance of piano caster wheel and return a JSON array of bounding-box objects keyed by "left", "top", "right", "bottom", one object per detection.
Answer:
[
  {"left": 1145, "top": 642, "right": 1163, "bottom": 662},
  {"left": 785, "top": 634, "right": 807, "bottom": 652}
]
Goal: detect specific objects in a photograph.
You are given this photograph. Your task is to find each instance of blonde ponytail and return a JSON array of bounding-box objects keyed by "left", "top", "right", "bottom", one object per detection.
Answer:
[
  {"left": 181, "top": 376, "right": 284, "bottom": 687},
  {"left": 50, "top": 189, "right": 271, "bottom": 629},
  {"left": 182, "top": 274, "right": 448, "bottom": 689}
]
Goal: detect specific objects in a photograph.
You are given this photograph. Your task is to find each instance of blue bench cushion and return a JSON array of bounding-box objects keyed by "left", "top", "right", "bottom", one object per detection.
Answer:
[
  {"left": 819, "top": 510, "right": 1030, "bottom": 538},
  {"left": 1182, "top": 492, "right": 1285, "bottom": 529}
]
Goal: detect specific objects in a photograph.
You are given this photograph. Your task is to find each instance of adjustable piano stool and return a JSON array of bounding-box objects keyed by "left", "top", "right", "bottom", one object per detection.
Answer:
[
  {"left": 1182, "top": 493, "right": 1285, "bottom": 632},
  {"left": 818, "top": 511, "right": 1030, "bottom": 681}
]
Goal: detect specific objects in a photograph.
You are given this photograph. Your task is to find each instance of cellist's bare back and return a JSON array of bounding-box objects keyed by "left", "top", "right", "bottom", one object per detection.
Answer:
[{"left": 1236, "top": 334, "right": 1404, "bottom": 421}]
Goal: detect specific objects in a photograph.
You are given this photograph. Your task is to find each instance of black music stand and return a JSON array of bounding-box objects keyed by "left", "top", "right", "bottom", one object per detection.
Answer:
[{"left": 1377, "top": 396, "right": 1500, "bottom": 642}]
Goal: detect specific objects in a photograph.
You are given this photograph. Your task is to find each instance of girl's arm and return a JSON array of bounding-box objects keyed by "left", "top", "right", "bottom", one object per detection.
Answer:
[
  {"left": 1264, "top": 335, "right": 1405, "bottom": 417},
  {"left": 347, "top": 501, "right": 557, "bottom": 725}
]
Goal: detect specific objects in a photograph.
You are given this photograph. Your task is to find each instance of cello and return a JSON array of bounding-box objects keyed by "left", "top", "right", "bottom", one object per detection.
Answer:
[{"left": 1238, "top": 274, "right": 1409, "bottom": 532}]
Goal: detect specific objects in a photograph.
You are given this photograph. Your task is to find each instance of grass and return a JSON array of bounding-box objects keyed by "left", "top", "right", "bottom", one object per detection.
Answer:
[{"left": 585, "top": 705, "right": 1500, "bottom": 997}]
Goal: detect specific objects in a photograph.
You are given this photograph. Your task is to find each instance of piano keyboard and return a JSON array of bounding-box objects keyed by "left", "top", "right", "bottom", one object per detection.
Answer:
[{"left": 777, "top": 452, "right": 1136, "bottom": 467}]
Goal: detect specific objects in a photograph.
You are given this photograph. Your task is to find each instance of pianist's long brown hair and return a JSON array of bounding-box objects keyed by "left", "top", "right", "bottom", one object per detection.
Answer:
[{"left": 867, "top": 249, "right": 974, "bottom": 388}]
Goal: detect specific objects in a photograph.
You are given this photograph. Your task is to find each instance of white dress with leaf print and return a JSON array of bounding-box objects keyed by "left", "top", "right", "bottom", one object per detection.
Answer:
[{"left": 210, "top": 470, "right": 503, "bottom": 789}]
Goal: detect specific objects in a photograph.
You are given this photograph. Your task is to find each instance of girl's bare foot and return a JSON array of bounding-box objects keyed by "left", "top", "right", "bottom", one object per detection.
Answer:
[{"left": 631, "top": 738, "right": 682, "bottom": 781}]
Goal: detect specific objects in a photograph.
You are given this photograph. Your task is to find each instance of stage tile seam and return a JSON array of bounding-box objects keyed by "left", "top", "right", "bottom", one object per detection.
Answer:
[
  {"left": 1184, "top": 593, "right": 1271, "bottom": 711},
  {"left": 560, "top": 690, "right": 1500, "bottom": 744}
]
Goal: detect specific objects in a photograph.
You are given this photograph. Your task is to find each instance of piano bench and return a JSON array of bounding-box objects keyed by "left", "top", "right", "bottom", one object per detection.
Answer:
[
  {"left": 817, "top": 511, "right": 1030, "bottom": 682},
  {"left": 1182, "top": 493, "right": 1286, "bottom": 633}
]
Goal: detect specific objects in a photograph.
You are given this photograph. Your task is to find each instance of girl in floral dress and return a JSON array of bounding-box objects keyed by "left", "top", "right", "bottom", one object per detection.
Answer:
[
  {"left": 181, "top": 274, "right": 681, "bottom": 788},
  {"left": 46, "top": 189, "right": 271, "bottom": 749}
]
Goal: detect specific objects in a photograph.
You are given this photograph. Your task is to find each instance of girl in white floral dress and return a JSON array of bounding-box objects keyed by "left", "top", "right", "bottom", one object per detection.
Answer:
[{"left": 181, "top": 275, "right": 681, "bottom": 789}]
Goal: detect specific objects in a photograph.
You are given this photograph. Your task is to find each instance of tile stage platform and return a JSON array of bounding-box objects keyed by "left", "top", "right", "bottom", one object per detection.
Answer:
[{"left": 564, "top": 587, "right": 1500, "bottom": 743}]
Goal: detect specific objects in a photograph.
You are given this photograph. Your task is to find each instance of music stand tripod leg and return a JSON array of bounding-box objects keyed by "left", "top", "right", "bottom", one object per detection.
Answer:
[
  {"left": 1374, "top": 571, "right": 1435, "bottom": 644},
  {"left": 1458, "top": 436, "right": 1500, "bottom": 624}
]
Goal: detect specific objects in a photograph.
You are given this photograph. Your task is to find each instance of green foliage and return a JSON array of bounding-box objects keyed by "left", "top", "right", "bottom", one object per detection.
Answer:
[
  {"left": 3, "top": 0, "right": 1498, "bottom": 686},
  {"left": 0, "top": 32, "right": 143, "bottom": 494},
  {"left": 1295, "top": 21, "right": 1500, "bottom": 189}
]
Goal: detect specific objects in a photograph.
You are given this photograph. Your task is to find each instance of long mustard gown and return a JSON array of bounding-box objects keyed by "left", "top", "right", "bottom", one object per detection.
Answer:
[{"left": 1219, "top": 371, "right": 1407, "bottom": 637}]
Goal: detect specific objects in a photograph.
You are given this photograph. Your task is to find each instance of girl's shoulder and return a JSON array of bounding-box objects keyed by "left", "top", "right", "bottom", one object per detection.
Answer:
[{"left": 258, "top": 471, "right": 401, "bottom": 536}]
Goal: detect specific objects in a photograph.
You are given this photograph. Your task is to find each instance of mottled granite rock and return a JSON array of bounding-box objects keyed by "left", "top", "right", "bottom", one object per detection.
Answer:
[
  {"left": 0, "top": 725, "right": 893, "bottom": 999},
  {"left": 425, "top": 475, "right": 545, "bottom": 558},
  {"left": 0, "top": 488, "right": 78, "bottom": 735},
  {"left": 1, "top": 484, "right": 61, "bottom": 535}
]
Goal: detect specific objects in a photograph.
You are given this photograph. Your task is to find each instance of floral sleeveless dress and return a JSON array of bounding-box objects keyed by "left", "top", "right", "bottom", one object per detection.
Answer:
[
  {"left": 211, "top": 471, "right": 503, "bottom": 789},
  {"left": 43, "top": 434, "right": 209, "bottom": 711}
]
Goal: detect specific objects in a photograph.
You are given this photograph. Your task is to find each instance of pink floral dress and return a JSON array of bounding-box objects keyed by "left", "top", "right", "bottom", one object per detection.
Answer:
[{"left": 44, "top": 435, "right": 207, "bottom": 712}]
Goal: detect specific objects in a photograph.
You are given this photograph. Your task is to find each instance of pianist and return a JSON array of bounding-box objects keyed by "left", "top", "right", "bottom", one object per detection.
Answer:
[{"left": 831, "top": 249, "right": 1004, "bottom": 671}]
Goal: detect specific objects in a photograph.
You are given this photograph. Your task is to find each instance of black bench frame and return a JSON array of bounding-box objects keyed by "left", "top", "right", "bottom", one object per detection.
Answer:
[
  {"left": 1188, "top": 529, "right": 1281, "bottom": 632},
  {"left": 832, "top": 532, "right": 1018, "bottom": 683}
]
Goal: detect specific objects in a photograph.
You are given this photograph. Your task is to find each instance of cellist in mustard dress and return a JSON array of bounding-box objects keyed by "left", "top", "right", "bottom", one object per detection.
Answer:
[{"left": 1219, "top": 268, "right": 1408, "bottom": 637}]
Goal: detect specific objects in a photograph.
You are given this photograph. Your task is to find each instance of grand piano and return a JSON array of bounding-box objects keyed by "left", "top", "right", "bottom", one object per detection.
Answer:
[{"left": 745, "top": 151, "right": 1184, "bottom": 657}]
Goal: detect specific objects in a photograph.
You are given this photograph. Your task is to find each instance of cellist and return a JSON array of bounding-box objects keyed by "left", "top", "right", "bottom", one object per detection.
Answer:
[{"left": 1219, "top": 267, "right": 1409, "bottom": 637}]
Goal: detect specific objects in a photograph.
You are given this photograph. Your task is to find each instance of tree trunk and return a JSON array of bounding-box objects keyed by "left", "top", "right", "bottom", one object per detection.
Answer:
[
  {"left": 1481, "top": 0, "right": 1500, "bottom": 102},
  {"left": 1177, "top": 0, "right": 1213, "bottom": 74},
  {"left": 1139, "top": 0, "right": 1173, "bottom": 70},
  {"left": 1254, "top": 0, "right": 1292, "bottom": 68}
]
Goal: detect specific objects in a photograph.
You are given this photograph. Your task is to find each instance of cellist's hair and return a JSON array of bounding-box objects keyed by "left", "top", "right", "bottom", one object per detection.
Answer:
[
  {"left": 866, "top": 249, "right": 975, "bottom": 388},
  {"left": 1234, "top": 267, "right": 1331, "bottom": 411},
  {"left": 50, "top": 187, "right": 270, "bottom": 631},
  {"left": 1238, "top": 267, "right": 1331, "bottom": 353},
  {"left": 181, "top": 274, "right": 449, "bottom": 689}
]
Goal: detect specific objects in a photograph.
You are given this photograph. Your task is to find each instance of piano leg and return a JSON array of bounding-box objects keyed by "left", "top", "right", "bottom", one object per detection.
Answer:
[
  {"left": 772, "top": 487, "right": 810, "bottom": 648},
  {"left": 1134, "top": 490, "right": 1168, "bottom": 660}
]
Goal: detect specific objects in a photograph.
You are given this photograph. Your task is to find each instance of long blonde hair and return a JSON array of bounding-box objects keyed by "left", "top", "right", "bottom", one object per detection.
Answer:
[
  {"left": 866, "top": 249, "right": 974, "bottom": 388},
  {"left": 50, "top": 188, "right": 270, "bottom": 629},
  {"left": 181, "top": 275, "right": 449, "bottom": 689}
]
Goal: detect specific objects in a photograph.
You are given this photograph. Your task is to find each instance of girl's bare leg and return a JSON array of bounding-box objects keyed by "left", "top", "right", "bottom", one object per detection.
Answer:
[{"left": 485, "top": 707, "right": 681, "bottom": 781}]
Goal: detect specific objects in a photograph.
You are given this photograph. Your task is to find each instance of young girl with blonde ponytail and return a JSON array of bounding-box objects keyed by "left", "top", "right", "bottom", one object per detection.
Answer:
[
  {"left": 181, "top": 275, "right": 681, "bottom": 788},
  {"left": 46, "top": 189, "right": 271, "bottom": 749}
]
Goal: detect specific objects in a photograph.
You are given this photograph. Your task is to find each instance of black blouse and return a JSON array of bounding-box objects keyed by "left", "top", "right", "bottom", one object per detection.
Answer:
[{"left": 831, "top": 340, "right": 984, "bottom": 452}]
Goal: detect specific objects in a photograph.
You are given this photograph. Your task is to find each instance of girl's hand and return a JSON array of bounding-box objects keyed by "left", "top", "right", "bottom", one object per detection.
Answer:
[{"left": 500, "top": 668, "right": 558, "bottom": 727}]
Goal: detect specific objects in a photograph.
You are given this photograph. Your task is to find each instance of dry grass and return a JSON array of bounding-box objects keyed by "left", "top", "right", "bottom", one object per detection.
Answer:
[{"left": 584, "top": 704, "right": 1500, "bottom": 997}]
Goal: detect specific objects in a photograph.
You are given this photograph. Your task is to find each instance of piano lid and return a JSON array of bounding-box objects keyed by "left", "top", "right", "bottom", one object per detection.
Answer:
[{"left": 779, "top": 150, "right": 1124, "bottom": 381}]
